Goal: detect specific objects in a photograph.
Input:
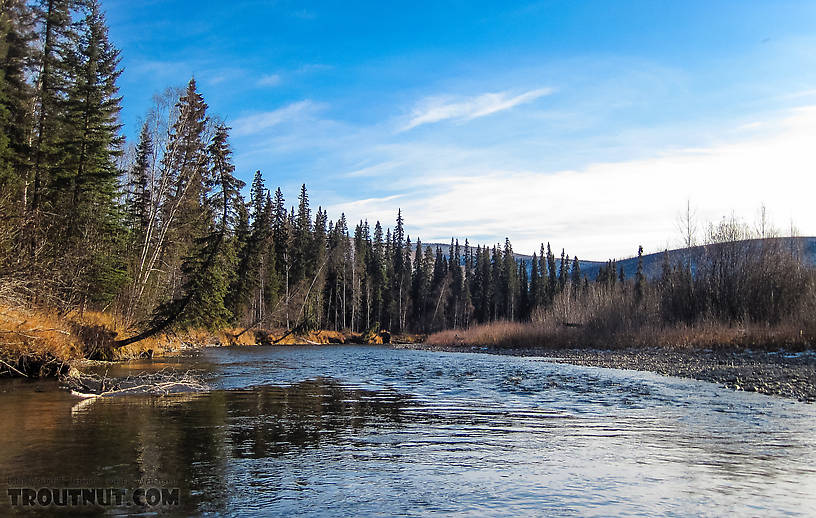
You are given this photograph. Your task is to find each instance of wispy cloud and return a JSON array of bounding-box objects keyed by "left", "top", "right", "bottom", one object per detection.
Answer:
[
  {"left": 402, "top": 87, "right": 554, "bottom": 131},
  {"left": 342, "top": 160, "right": 406, "bottom": 178},
  {"left": 230, "top": 101, "right": 318, "bottom": 137},
  {"left": 330, "top": 105, "right": 816, "bottom": 258},
  {"left": 257, "top": 74, "right": 282, "bottom": 87}
]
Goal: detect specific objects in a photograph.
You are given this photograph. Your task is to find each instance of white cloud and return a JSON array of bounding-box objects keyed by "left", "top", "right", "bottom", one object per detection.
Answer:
[
  {"left": 402, "top": 87, "right": 554, "bottom": 131},
  {"left": 230, "top": 101, "right": 317, "bottom": 137},
  {"left": 257, "top": 74, "right": 282, "bottom": 87},
  {"left": 331, "top": 105, "right": 816, "bottom": 259},
  {"left": 342, "top": 160, "right": 406, "bottom": 178}
]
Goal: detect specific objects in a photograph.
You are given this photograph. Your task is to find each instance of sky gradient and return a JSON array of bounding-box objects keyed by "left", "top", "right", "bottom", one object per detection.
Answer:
[{"left": 105, "top": 0, "right": 816, "bottom": 259}]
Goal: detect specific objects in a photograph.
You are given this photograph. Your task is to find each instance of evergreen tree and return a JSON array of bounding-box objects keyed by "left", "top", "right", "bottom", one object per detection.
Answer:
[
  {"left": 518, "top": 260, "right": 529, "bottom": 321},
  {"left": 270, "top": 186, "right": 290, "bottom": 322},
  {"left": 118, "top": 123, "right": 241, "bottom": 345},
  {"left": 128, "top": 122, "right": 153, "bottom": 242},
  {"left": 371, "top": 220, "right": 385, "bottom": 327},
  {"left": 158, "top": 124, "right": 239, "bottom": 330},
  {"left": 391, "top": 209, "right": 406, "bottom": 331},
  {"left": 428, "top": 244, "right": 447, "bottom": 328},
  {"left": 447, "top": 238, "right": 463, "bottom": 328},
  {"left": 558, "top": 248, "right": 567, "bottom": 293},
  {"left": 635, "top": 245, "right": 645, "bottom": 304},
  {"left": 226, "top": 170, "right": 266, "bottom": 323},
  {"left": 503, "top": 238, "right": 517, "bottom": 319},
  {"left": 490, "top": 245, "right": 502, "bottom": 320},
  {"left": 144, "top": 78, "right": 210, "bottom": 307},
  {"left": 51, "top": 0, "right": 126, "bottom": 310},
  {"left": 410, "top": 238, "right": 426, "bottom": 328},
  {"left": 546, "top": 242, "right": 557, "bottom": 301},
  {"left": 529, "top": 252, "right": 539, "bottom": 310},
  {"left": 471, "top": 245, "right": 484, "bottom": 322},
  {"left": 0, "top": 0, "right": 35, "bottom": 199},
  {"left": 384, "top": 227, "right": 393, "bottom": 329},
  {"left": 261, "top": 190, "right": 279, "bottom": 325},
  {"left": 571, "top": 256, "right": 581, "bottom": 287},
  {"left": 29, "top": 0, "right": 75, "bottom": 219},
  {"left": 291, "top": 183, "right": 311, "bottom": 285}
]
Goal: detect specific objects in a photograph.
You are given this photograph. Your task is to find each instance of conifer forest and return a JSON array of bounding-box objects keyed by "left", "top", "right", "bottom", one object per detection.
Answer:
[{"left": 1, "top": 0, "right": 814, "bottom": 350}]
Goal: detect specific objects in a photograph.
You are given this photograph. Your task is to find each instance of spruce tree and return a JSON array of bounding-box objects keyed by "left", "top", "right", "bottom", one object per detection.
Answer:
[
  {"left": 490, "top": 245, "right": 502, "bottom": 320},
  {"left": 558, "top": 248, "right": 567, "bottom": 293},
  {"left": 0, "top": 0, "right": 35, "bottom": 199},
  {"left": 518, "top": 260, "right": 529, "bottom": 321},
  {"left": 384, "top": 227, "right": 393, "bottom": 329},
  {"left": 371, "top": 220, "right": 385, "bottom": 326},
  {"left": 447, "top": 238, "right": 463, "bottom": 328},
  {"left": 571, "top": 256, "right": 581, "bottom": 287},
  {"left": 392, "top": 209, "right": 406, "bottom": 331},
  {"left": 546, "top": 242, "right": 557, "bottom": 301},
  {"left": 270, "top": 186, "right": 290, "bottom": 319},
  {"left": 136, "top": 78, "right": 209, "bottom": 310},
  {"left": 291, "top": 183, "right": 311, "bottom": 286},
  {"left": 503, "top": 238, "right": 517, "bottom": 319},
  {"left": 117, "top": 124, "right": 241, "bottom": 345},
  {"left": 411, "top": 237, "right": 426, "bottom": 327},
  {"left": 128, "top": 123, "right": 153, "bottom": 243},
  {"left": 635, "top": 245, "right": 645, "bottom": 304},
  {"left": 52, "top": 0, "right": 126, "bottom": 310},
  {"left": 29, "top": 0, "right": 75, "bottom": 219},
  {"left": 226, "top": 170, "right": 266, "bottom": 323},
  {"left": 529, "top": 252, "right": 539, "bottom": 310},
  {"left": 471, "top": 245, "right": 484, "bottom": 322}
]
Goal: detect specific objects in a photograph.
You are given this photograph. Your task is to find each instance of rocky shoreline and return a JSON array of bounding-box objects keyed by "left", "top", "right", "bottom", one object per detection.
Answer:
[{"left": 394, "top": 343, "right": 816, "bottom": 402}]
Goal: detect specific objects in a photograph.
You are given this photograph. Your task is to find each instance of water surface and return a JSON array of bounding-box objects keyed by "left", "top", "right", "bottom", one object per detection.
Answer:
[{"left": 2, "top": 345, "right": 815, "bottom": 516}]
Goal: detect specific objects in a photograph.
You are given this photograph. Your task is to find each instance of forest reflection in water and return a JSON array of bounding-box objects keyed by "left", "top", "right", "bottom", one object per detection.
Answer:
[
  {"left": 1, "top": 377, "right": 410, "bottom": 515},
  {"left": 2, "top": 345, "right": 816, "bottom": 516}
]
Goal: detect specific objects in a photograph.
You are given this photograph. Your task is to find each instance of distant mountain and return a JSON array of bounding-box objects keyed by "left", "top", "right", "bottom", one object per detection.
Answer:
[
  {"left": 415, "top": 242, "right": 605, "bottom": 274},
  {"left": 418, "top": 237, "right": 816, "bottom": 281},
  {"left": 579, "top": 237, "right": 816, "bottom": 281}
]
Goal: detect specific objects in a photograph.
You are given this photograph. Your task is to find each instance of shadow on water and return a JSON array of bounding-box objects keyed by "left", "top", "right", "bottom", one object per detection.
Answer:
[{"left": 0, "top": 377, "right": 410, "bottom": 516}]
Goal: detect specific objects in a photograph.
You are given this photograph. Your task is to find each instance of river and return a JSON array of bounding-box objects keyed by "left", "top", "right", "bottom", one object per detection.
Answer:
[{"left": 1, "top": 345, "right": 815, "bottom": 516}]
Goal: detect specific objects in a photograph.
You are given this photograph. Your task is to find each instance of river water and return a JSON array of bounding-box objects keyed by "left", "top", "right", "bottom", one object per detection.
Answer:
[{"left": 1, "top": 345, "right": 815, "bottom": 516}]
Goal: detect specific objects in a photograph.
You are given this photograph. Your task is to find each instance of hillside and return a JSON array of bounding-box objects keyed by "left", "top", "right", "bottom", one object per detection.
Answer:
[
  {"left": 420, "top": 237, "right": 816, "bottom": 281},
  {"left": 580, "top": 237, "right": 816, "bottom": 281}
]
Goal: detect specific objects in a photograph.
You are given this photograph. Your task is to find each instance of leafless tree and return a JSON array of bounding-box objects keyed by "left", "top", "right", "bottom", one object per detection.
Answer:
[
  {"left": 677, "top": 199, "right": 698, "bottom": 249},
  {"left": 754, "top": 203, "right": 778, "bottom": 239}
]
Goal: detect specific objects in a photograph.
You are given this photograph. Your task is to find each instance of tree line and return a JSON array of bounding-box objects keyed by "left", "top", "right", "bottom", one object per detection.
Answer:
[{"left": 1, "top": 1, "right": 810, "bottom": 345}]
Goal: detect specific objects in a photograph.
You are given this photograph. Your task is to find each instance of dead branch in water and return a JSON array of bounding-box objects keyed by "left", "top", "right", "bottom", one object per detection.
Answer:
[{"left": 63, "top": 368, "right": 209, "bottom": 397}]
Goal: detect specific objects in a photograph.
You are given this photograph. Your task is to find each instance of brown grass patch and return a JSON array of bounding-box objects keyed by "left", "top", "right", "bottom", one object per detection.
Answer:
[
  {"left": 427, "top": 318, "right": 815, "bottom": 352},
  {"left": 0, "top": 305, "right": 81, "bottom": 376}
]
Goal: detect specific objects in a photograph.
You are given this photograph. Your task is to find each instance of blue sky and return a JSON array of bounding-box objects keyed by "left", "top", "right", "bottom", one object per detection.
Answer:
[{"left": 105, "top": 0, "right": 816, "bottom": 259}]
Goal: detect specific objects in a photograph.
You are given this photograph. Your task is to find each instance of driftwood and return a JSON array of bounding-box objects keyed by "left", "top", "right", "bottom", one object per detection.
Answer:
[{"left": 62, "top": 367, "right": 208, "bottom": 397}]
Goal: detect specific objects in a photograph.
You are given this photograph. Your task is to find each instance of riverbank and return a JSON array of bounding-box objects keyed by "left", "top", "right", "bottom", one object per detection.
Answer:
[
  {"left": 395, "top": 342, "right": 816, "bottom": 402},
  {"left": 0, "top": 303, "right": 411, "bottom": 378}
]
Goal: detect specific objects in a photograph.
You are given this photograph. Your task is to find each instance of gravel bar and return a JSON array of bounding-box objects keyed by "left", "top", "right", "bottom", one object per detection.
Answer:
[{"left": 394, "top": 343, "right": 816, "bottom": 402}]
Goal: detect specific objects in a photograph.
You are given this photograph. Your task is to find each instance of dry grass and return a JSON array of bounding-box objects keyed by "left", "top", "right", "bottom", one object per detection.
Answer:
[
  {"left": 0, "top": 301, "right": 401, "bottom": 377},
  {"left": 428, "top": 321, "right": 566, "bottom": 349},
  {"left": 215, "top": 328, "right": 257, "bottom": 346},
  {"left": 0, "top": 305, "right": 81, "bottom": 366},
  {"left": 427, "top": 318, "right": 816, "bottom": 352},
  {"left": 1, "top": 305, "right": 176, "bottom": 372}
]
